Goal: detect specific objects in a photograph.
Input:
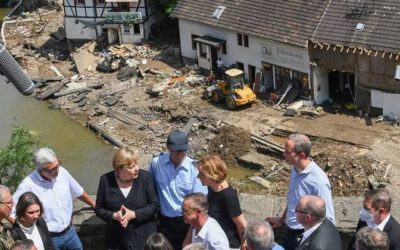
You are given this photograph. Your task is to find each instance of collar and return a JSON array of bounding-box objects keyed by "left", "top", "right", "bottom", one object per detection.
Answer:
[
  {"left": 195, "top": 217, "right": 211, "bottom": 240},
  {"left": 163, "top": 152, "right": 191, "bottom": 170},
  {"left": 294, "top": 160, "right": 314, "bottom": 175},
  {"left": 301, "top": 220, "right": 323, "bottom": 244},
  {"left": 34, "top": 169, "right": 56, "bottom": 183},
  {"left": 17, "top": 221, "right": 36, "bottom": 234},
  {"left": 373, "top": 214, "right": 391, "bottom": 231}
]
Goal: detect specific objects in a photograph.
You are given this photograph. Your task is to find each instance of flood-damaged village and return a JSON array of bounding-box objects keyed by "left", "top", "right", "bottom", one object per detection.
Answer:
[{"left": 1, "top": 0, "right": 400, "bottom": 249}]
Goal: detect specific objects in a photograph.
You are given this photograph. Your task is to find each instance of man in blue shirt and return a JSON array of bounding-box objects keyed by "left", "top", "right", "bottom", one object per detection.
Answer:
[
  {"left": 266, "top": 133, "right": 335, "bottom": 250},
  {"left": 150, "top": 129, "right": 207, "bottom": 250}
]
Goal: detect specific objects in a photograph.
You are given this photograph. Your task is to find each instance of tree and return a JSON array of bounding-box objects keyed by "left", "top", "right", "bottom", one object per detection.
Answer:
[
  {"left": 0, "top": 126, "right": 40, "bottom": 192},
  {"left": 152, "top": 0, "right": 178, "bottom": 14}
]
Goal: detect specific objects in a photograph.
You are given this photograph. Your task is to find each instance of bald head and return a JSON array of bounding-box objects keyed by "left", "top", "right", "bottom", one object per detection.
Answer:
[{"left": 296, "top": 195, "right": 326, "bottom": 228}]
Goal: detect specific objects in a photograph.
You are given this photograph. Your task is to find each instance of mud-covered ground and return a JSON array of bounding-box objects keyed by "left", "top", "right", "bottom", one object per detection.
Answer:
[{"left": 3, "top": 4, "right": 399, "bottom": 198}]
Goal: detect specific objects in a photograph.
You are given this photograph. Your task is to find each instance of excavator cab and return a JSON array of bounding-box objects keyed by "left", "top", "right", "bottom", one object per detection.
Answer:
[{"left": 211, "top": 69, "right": 256, "bottom": 109}]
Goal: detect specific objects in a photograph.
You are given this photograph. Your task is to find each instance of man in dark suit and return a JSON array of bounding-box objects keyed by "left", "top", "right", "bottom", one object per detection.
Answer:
[
  {"left": 295, "top": 195, "right": 342, "bottom": 250},
  {"left": 349, "top": 188, "right": 400, "bottom": 250}
]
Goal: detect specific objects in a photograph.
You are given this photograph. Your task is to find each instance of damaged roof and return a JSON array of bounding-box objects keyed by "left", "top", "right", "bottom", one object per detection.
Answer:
[
  {"left": 311, "top": 0, "right": 400, "bottom": 53},
  {"left": 171, "top": 0, "right": 329, "bottom": 48}
]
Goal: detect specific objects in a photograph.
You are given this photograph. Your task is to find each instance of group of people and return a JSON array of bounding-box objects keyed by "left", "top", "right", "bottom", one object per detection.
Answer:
[{"left": 0, "top": 129, "right": 399, "bottom": 250}]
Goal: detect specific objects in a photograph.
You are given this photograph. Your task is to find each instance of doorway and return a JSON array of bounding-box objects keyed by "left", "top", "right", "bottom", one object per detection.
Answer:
[{"left": 328, "top": 71, "right": 355, "bottom": 103}]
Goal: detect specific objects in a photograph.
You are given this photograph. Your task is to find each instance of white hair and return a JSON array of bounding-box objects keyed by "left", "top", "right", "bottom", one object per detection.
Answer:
[
  {"left": 33, "top": 148, "right": 57, "bottom": 169},
  {"left": 0, "top": 185, "right": 11, "bottom": 202}
]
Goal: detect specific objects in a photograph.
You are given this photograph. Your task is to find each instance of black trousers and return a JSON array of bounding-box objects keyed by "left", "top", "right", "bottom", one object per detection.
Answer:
[{"left": 159, "top": 215, "right": 189, "bottom": 250}]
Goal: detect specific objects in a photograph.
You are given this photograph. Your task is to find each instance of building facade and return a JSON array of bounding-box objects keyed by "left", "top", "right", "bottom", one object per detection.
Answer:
[{"left": 64, "top": 0, "right": 163, "bottom": 44}]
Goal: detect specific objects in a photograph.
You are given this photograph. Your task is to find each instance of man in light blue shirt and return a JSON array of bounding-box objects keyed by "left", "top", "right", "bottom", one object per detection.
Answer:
[
  {"left": 150, "top": 129, "right": 207, "bottom": 250},
  {"left": 266, "top": 134, "right": 334, "bottom": 250}
]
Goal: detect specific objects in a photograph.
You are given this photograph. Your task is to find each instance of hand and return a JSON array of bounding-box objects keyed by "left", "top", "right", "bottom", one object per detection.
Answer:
[
  {"left": 120, "top": 205, "right": 136, "bottom": 228},
  {"left": 265, "top": 216, "right": 284, "bottom": 228}
]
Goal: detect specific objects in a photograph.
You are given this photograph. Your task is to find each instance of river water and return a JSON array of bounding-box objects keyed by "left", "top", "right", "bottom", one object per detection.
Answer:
[{"left": 0, "top": 76, "right": 114, "bottom": 194}]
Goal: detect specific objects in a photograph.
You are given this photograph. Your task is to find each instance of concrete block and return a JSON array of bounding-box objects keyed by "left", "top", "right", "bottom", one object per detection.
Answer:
[{"left": 285, "top": 100, "right": 303, "bottom": 116}]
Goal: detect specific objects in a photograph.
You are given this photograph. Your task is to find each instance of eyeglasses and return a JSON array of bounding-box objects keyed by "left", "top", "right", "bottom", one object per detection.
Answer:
[
  {"left": 40, "top": 164, "right": 60, "bottom": 174},
  {"left": 295, "top": 208, "right": 309, "bottom": 215},
  {"left": 0, "top": 201, "right": 13, "bottom": 207},
  {"left": 182, "top": 207, "right": 197, "bottom": 215}
]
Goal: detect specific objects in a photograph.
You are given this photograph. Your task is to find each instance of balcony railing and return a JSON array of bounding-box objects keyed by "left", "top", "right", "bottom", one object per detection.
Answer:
[{"left": 104, "top": 11, "right": 142, "bottom": 23}]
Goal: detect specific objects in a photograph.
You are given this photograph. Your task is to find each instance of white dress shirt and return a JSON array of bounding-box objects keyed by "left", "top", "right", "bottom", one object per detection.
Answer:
[
  {"left": 372, "top": 214, "right": 391, "bottom": 231},
  {"left": 300, "top": 221, "right": 323, "bottom": 244},
  {"left": 13, "top": 167, "right": 84, "bottom": 232},
  {"left": 17, "top": 222, "right": 45, "bottom": 250},
  {"left": 192, "top": 217, "right": 229, "bottom": 250}
]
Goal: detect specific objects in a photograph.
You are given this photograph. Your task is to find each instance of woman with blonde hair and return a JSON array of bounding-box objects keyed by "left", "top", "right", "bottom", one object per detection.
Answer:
[
  {"left": 95, "top": 148, "right": 160, "bottom": 250},
  {"left": 196, "top": 154, "right": 247, "bottom": 249}
]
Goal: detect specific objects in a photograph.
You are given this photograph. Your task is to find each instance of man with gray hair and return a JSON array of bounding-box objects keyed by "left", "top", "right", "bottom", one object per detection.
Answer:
[
  {"left": 182, "top": 193, "right": 229, "bottom": 250},
  {"left": 244, "top": 220, "right": 283, "bottom": 250},
  {"left": 12, "top": 148, "right": 95, "bottom": 250},
  {"left": 295, "top": 195, "right": 341, "bottom": 250},
  {"left": 355, "top": 227, "right": 389, "bottom": 250},
  {"left": 267, "top": 134, "right": 335, "bottom": 250},
  {"left": 0, "top": 185, "right": 14, "bottom": 250}
]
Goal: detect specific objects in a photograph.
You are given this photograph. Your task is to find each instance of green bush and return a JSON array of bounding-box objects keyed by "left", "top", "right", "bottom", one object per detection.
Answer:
[{"left": 0, "top": 126, "right": 40, "bottom": 192}]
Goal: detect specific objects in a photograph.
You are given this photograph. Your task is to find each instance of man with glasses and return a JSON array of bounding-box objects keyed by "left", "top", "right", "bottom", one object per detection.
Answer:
[
  {"left": 295, "top": 195, "right": 341, "bottom": 250},
  {"left": 150, "top": 129, "right": 207, "bottom": 250},
  {"left": 266, "top": 134, "right": 335, "bottom": 250},
  {"left": 182, "top": 193, "right": 229, "bottom": 250},
  {"left": 12, "top": 148, "right": 95, "bottom": 250},
  {"left": 349, "top": 188, "right": 400, "bottom": 250},
  {"left": 0, "top": 185, "right": 14, "bottom": 250}
]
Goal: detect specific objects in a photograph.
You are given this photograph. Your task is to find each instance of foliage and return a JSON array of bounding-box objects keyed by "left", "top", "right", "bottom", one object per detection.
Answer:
[
  {"left": 152, "top": 0, "right": 178, "bottom": 14},
  {"left": 0, "top": 126, "right": 40, "bottom": 192}
]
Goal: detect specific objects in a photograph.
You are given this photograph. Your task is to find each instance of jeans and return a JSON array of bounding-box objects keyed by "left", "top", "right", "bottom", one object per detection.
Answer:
[{"left": 52, "top": 226, "right": 83, "bottom": 250}]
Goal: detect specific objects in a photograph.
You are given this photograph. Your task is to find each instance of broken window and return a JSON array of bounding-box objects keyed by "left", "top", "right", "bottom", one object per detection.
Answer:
[
  {"left": 191, "top": 34, "right": 199, "bottom": 50},
  {"left": 123, "top": 25, "right": 130, "bottom": 34},
  {"left": 133, "top": 24, "right": 140, "bottom": 34},
  {"left": 237, "top": 33, "right": 249, "bottom": 48}
]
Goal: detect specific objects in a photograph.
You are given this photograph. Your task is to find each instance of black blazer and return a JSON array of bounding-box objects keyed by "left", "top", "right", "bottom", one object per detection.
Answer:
[
  {"left": 95, "top": 169, "right": 160, "bottom": 250},
  {"left": 349, "top": 216, "right": 400, "bottom": 250},
  {"left": 11, "top": 217, "right": 55, "bottom": 250},
  {"left": 296, "top": 218, "right": 342, "bottom": 250}
]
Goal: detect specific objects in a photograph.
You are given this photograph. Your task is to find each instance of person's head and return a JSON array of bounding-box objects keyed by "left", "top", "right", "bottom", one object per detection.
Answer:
[
  {"left": 284, "top": 134, "right": 311, "bottom": 168},
  {"left": 167, "top": 129, "right": 189, "bottom": 166},
  {"left": 196, "top": 154, "right": 227, "bottom": 186},
  {"left": 295, "top": 195, "right": 326, "bottom": 229},
  {"left": 34, "top": 148, "right": 60, "bottom": 181},
  {"left": 182, "top": 193, "right": 208, "bottom": 226},
  {"left": 244, "top": 220, "right": 274, "bottom": 250},
  {"left": 113, "top": 148, "right": 140, "bottom": 183},
  {"left": 16, "top": 192, "right": 43, "bottom": 226},
  {"left": 0, "top": 185, "right": 12, "bottom": 219},
  {"left": 11, "top": 239, "right": 37, "bottom": 250},
  {"left": 355, "top": 227, "right": 389, "bottom": 250},
  {"left": 360, "top": 188, "right": 391, "bottom": 225},
  {"left": 182, "top": 243, "right": 207, "bottom": 250},
  {"left": 144, "top": 233, "right": 173, "bottom": 250}
]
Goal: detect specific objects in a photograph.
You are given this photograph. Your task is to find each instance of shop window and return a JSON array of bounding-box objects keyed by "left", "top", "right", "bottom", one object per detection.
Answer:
[
  {"left": 133, "top": 24, "right": 140, "bottom": 34},
  {"left": 191, "top": 34, "right": 199, "bottom": 50},
  {"left": 123, "top": 25, "right": 130, "bottom": 34},
  {"left": 237, "top": 33, "right": 249, "bottom": 47},
  {"left": 200, "top": 44, "right": 207, "bottom": 58},
  {"left": 274, "top": 65, "right": 291, "bottom": 91}
]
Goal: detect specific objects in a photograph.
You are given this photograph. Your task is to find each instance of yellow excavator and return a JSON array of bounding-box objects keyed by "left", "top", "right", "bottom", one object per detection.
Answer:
[{"left": 211, "top": 68, "right": 256, "bottom": 109}]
